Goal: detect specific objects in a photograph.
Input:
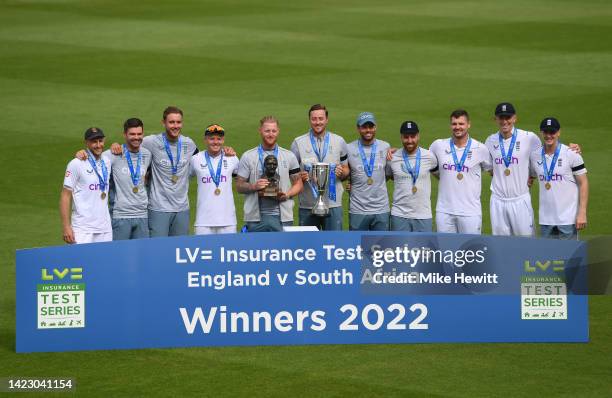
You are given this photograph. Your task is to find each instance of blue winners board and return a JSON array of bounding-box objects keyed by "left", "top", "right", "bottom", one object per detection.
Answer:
[{"left": 16, "top": 232, "right": 588, "bottom": 352}]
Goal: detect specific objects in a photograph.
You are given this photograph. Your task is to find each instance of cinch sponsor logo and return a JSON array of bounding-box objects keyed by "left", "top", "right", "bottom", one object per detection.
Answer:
[
  {"left": 88, "top": 183, "right": 102, "bottom": 190},
  {"left": 442, "top": 163, "right": 469, "bottom": 173},
  {"left": 201, "top": 175, "right": 228, "bottom": 184},
  {"left": 495, "top": 157, "right": 518, "bottom": 165},
  {"left": 539, "top": 174, "right": 563, "bottom": 181}
]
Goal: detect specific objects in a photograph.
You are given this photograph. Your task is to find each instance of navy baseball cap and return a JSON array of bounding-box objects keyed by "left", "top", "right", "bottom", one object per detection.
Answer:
[
  {"left": 540, "top": 117, "right": 560, "bottom": 133},
  {"left": 356, "top": 112, "right": 376, "bottom": 126},
  {"left": 495, "top": 102, "right": 516, "bottom": 116},
  {"left": 205, "top": 124, "right": 225, "bottom": 136},
  {"left": 84, "top": 127, "right": 104, "bottom": 141},
  {"left": 400, "top": 121, "right": 419, "bottom": 135}
]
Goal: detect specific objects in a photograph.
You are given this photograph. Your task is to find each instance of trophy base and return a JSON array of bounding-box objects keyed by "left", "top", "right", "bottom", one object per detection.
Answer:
[
  {"left": 311, "top": 195, "right": 330, "bottom": 217},
  {"left": 311, "top": 207, "right": 330, "bottom": 217},
  {"left": 262, "top": 187, "right": 279, "bottom": 197}
]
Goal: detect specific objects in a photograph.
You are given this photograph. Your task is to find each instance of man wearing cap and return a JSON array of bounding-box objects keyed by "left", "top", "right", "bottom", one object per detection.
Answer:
[
  {"left": 60, "top": 127, "right": 112, "bottom": 244},
  {"left": 486, "top": 102, "right": 582, "bottom": 236},
  {"left": 190, "top": 124, "right": 239, "bottom": 235},
  {"left": 104, "top": 118, "right": 152, "bottom": 240},
  {"left": 429, "top": 109, "right": 492, "bottom": 234},
  {"left": 485, "top": 102, "right": 542, "bottom": 236},
  {"left": 290, "top": 104, "right": 349, "bottom": 231},
  {"left": 236, "top": 116, "right": 303, "bottom": 232},
  {"left": 530, "top": 118, "right": 588, "bottom": 239},
  {"left": 387, "top": 121, "right": 439, "bottom": 232},
  {"left": 346, "top": 112, "right": 391, "bottom": 231}
]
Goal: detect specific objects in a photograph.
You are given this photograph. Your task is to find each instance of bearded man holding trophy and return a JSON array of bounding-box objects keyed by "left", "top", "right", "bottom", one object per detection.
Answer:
[
  {"left": 236, "top": 116, "right": 303, "bottom": 232},
  {"left": 291, "top": 104, "right": 350, "bottom": 231}
]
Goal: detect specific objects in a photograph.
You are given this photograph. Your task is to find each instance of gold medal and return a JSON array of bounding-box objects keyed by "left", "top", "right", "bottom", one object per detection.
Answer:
[
  {"left": 100, "top": 192, "right": 106, "bottom": 200},
  {"left": 545, "top": 182, "right": 551, "bottom": 190},
  {"left": 457, "top": 173, "right": 463, "bottom": 180},
  {"left": 504, "top": 168, "right": 511, "bottom": 176},
  {"left": 171, "top": 174, "right": 178, "bottom": 183},
  {"left": 412, "top": 186, "right": 418, "bottom": 194},
  {"left": 214, "top": 188, "right": 221, "bottom": 196},
  {"left": 133, "top": 187, "right": 139, "bottom": 193},
  {"left": 367, "top": 177, "right": 373, "bottom": 185}
]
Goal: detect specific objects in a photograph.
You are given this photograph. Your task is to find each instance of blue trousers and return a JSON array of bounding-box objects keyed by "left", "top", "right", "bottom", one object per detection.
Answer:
[
  {"left": 299, "top": 207, "right": 343, "bottom": 231},
  {"left": 112, "top": 217, "right": 149, "bottom": 240},
  {"left": 148, "top": 209, "right": 190, "bottom": 237}
]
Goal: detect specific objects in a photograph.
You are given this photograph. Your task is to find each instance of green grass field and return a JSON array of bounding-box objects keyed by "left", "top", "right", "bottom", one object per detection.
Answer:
[{"left": 1, "top": 0, "right": 611, "bottom": 396}]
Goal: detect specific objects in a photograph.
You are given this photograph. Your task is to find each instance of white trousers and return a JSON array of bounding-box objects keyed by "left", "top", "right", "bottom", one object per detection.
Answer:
[
  {"left": 74, "top": 231, "right": 112, "bottom": 244},
  {"left": 436, "top": 212, "right": 481, "bottom": 234},
  {"left": 490, "top": 194, "right": 534, "bottom": 237},
  {"left": 194, "top": 225, "right": 237, "bottom": 235}
]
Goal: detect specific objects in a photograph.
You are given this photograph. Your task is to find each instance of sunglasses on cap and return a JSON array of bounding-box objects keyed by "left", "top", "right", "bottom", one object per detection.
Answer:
[{"left": 205, "top": 124, "right": 225, "bottom": 135}]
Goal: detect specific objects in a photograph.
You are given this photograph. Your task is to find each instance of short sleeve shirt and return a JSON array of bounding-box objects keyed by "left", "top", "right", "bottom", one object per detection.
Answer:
[
  {"left": 346, "top": 139, "right": 390, "bottom": 214},
  {"left": 191, "top": 152, "right": 239, "bottom": 227},
  {"left": 106, "top": 147, "right": 152, "bottom": 219},
  {"left": 530, "top": 144, "right": 587, "bottom": 225},
  {"left": 486, "top": 128, "right": 541, "bottom": 199},
  {"left": 290, "top": 131, "right": 348, "bottom": 209},
  {"left": 63, "top": 156, "right": 112, "bottom": 233},
  {"left": 429, "top": 137, "right": 491, "bottom": 216},
  {"left": 237, "top": 146, "right": 300, "bottom": 222},
  {"left": 142, "top": 133, "right": 197, "bottom": 212},
  {"left": 387, "top": 147, "right": 438, "bottom": 219}
]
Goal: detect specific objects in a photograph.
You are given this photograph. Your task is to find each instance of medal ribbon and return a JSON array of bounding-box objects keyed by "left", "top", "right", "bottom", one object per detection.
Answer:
[
  {"left": 358, "top": 139, "right": 377, "bottom": 179},
  {"left": 86, "top": 150, "right": 108, "bottom": 193},
  {"left": 328, "top": 163, "right": 336, "bottom": 201},
  {"left": 309, "top": 129, "right": 330, "bottom": 162},
  {"left": 205, "top": 151, "right": 224, "bottom": 189},
  {"left": 449, "top": 137, "right": 472, "bottom": 174},
  {"left": 541, "top": 143, "right": 561, "bottom": 183},
  {"left": 498, "top": 127, "right": 517, "bottom": 169},
  {"left": 123, "top": 144, "right": 142, "bottom": 189},
  {"left": 402, "top": 148, "right": 421, "bottom": 185},
  {"left": 258, "top": 144, "right": 278, "bottom": 175},
  {"left": 162, "top": 134, "right": 182, "bottom": 177}
]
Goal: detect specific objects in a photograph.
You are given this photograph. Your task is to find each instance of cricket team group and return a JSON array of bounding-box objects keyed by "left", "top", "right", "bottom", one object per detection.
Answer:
[{"left": 60, "top": 102, "right": 589, "bottom": 244}]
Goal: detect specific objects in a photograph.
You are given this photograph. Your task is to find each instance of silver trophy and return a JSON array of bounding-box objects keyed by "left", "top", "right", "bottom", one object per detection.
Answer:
[{"left": 310, "top": 162, "right": 330, "bottom": 217}]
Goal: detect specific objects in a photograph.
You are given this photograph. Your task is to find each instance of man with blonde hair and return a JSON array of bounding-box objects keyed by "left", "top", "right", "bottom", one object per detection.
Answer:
[
  {"left": 190, "top": 124, "right": 239, "bottom": 235},
  {"left": 236, "top": 116, "right": 303, "bottom": 232}
]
